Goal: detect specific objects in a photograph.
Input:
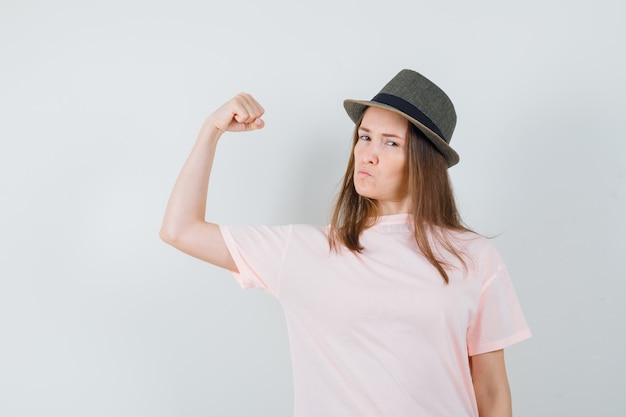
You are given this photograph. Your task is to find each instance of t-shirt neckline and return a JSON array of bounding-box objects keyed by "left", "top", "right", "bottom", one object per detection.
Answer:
[{"left": 373, "top": 213, "right": 412, "bottom": 226}]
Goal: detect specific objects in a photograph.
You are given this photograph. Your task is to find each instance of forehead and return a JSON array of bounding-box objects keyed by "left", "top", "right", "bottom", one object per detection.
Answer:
[{"left": 360, "top": 106, "right": 409, "bottom": 133}]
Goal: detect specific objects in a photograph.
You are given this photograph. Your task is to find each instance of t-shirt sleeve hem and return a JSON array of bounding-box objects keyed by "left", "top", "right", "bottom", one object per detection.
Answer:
[
  {"left": 468, "top": 329, "right": 532, "bottom": 356},
  {"left": 218, "top": 225, "right": 256, "bottom": 290}
]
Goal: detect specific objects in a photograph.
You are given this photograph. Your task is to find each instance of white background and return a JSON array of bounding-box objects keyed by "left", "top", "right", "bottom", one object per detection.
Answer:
[{"left": 1, "top": 0, "right": 624, "bottom": 416}]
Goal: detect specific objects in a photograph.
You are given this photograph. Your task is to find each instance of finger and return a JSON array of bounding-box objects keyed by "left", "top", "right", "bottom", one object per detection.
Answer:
[
  {"left": 233, "top": 110, "right": 251, "bottom": 123},
  {"left": 235, "top": 93, "right": 264, "bottom": 122},
  {"left": 245, "top": 94, "right": 265, "bottom": 116}
]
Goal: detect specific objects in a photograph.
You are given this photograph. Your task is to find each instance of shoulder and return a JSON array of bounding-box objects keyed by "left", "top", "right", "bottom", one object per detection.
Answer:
[
  {"left": 290, "top": 223, "right": 332, "bottom": 242},
  {"left": 448, "top": 230, "right": 503, "bottom": 259},
  {"left": 444, "top": 230, "right": 509, "bottom": 283},
  {"left": 221, "top": 223, "right": 328, "bottom": 244}
]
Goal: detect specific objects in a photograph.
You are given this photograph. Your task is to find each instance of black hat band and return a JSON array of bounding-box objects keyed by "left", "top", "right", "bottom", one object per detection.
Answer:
[{"left": 371, "top": 93, "right": 446, "bottom": 142}]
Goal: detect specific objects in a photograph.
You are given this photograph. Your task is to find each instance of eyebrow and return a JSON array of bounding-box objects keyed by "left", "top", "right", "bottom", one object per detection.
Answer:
[{"left": 358, "top": 126, "right": 406, "bottom": 140}]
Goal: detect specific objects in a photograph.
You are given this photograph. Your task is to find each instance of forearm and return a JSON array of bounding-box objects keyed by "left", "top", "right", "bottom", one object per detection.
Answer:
[
  {"left": 160, "top": 124, "right": 222, "bottom": 240},
  {"left": 475, "top": 387, "right": 512, "bottom": 417}
]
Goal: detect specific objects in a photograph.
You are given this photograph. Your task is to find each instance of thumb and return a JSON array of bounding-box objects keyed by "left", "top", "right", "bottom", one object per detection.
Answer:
[{"left": 246, "top": 118, "right": 265, "bottom": 131}]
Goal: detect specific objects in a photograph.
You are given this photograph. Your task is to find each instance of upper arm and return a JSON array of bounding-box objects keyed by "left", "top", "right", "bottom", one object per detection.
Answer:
[
  {"left": 470, "top": 349, "right": 512, "bottom": 417},
  {"left": 160, "top": 221, "right": 237, "bottom": 272}
]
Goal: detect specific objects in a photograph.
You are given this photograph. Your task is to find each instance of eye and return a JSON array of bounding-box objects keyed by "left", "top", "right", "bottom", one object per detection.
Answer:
[
  {"left": 359, "top": 135, "right": 371, "bottom": 141},
  {"left": 385, "top": 140, "right": 398, "bottom": 147}
]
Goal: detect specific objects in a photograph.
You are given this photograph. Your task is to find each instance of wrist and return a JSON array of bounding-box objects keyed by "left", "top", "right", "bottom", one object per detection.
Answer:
[{"left": 197, "top": 123, "right": 223, "bottom": 146}]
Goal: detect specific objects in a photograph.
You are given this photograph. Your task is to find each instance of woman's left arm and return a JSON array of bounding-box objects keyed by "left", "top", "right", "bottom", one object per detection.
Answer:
[{"left": 470, "top": 349, "right": 512, "bottom": 417}]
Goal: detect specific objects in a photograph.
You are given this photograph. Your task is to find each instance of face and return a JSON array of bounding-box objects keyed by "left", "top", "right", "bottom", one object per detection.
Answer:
[{"left": 353, "top": 106, "right": 410, "bottom": 215}]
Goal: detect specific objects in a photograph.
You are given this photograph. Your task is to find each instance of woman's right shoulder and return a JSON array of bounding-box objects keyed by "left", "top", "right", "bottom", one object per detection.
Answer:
[
  {"left": 221, "top": 222, "right": 327, "bottom": 241},
  {"left": 292, "top": 223, "right": 331, "bottom": 238}
]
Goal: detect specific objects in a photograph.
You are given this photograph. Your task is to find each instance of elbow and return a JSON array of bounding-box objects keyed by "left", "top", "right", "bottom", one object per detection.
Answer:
[
  {"left": 159, "top": 220, "right": 203, "bottom": 249},
  {"left": 159, "top": 222, "right": 181, "bottom": 246}
]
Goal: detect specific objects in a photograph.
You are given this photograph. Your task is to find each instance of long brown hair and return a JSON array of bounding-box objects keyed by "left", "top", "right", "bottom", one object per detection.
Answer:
[{"left": 329, "top": 117, "right": 473, "bottom": 283}]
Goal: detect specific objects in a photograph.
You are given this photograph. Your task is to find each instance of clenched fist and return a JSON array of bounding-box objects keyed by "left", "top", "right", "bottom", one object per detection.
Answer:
[{"left": 204, "top": 93, "right": 265, "bottom": 134}]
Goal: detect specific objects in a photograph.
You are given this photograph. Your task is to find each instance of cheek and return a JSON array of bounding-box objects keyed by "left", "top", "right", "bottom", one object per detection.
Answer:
[{"left": 389, "top": 155, "right": 408, "bottom": 177}]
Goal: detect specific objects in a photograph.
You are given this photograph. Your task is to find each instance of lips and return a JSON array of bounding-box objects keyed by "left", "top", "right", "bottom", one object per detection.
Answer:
[{"left": 356, "top": 169, "right": 371, "bottom": 178}]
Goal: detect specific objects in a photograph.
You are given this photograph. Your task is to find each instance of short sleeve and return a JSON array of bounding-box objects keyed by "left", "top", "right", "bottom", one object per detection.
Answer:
[
  {"left": 466, "top": 256, "right": 532, "bottom": 356},
  {"left": 219, "top": 224, "right": 293, "bottom": 296}
]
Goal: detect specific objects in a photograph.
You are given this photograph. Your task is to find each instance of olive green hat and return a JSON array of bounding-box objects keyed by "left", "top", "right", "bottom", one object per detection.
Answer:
[{"left": 344, "top": 69, "right": 459, "bottom": 167}]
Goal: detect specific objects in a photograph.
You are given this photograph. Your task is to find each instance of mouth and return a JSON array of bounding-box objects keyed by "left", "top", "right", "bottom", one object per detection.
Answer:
[{"left": 355, "top": 169, "right": 371, "bottom": 178}]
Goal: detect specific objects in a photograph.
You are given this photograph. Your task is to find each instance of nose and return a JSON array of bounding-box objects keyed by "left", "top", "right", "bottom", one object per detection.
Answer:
[{"left": 360, "top": 143, "right": 379, "bottom": 165}]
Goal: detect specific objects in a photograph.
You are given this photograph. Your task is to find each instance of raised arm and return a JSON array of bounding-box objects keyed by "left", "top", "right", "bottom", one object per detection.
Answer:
[{"left": 159, "top": 93, "right": 265, "bottom": 271}]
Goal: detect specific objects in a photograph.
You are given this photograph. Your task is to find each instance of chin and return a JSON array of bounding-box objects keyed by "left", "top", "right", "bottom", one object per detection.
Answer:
[{"left": 354, "top": 188, "right": 376, "bottom": 200}]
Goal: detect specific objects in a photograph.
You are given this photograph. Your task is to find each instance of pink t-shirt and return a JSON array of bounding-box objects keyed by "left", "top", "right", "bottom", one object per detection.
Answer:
[{"left": 219, "top": 214, "right": 530, "bottom": 417}]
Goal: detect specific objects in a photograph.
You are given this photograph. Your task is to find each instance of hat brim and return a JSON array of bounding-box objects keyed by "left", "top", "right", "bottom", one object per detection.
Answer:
[{"left": 343, "top": 99, "right": 460, "bottom": 167}]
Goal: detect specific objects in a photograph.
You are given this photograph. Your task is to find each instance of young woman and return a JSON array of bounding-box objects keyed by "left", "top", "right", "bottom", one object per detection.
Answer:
[{"left": 160, "top": 69, "right": 531, "bottom": 417}]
